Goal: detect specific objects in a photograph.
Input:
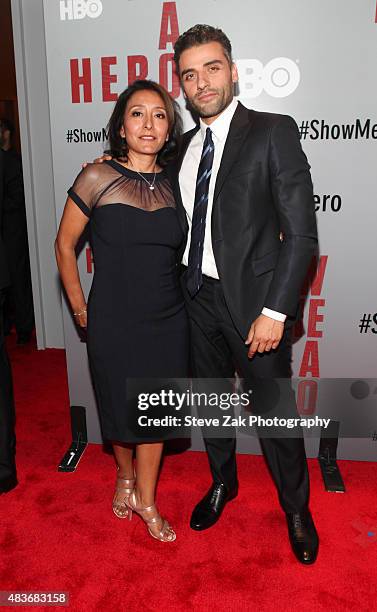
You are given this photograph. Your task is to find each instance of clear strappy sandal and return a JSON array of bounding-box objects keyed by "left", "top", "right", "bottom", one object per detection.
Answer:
[
  {"left": 112, "top": 469, "right": 136, "bottom": 519},
  {"left": 125, "top": 490, "right": 176, "bottom": 542}
]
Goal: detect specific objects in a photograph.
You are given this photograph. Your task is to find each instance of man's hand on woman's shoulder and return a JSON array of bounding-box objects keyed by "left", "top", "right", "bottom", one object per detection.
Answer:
[{"left": 82, "top": 153, "right": 112, "bottom": 169}]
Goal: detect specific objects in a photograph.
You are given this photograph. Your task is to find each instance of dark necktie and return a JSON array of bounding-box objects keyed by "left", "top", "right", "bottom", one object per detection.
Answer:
[{"left": 186, "top": 127, "right": 215, "bottom": 297}]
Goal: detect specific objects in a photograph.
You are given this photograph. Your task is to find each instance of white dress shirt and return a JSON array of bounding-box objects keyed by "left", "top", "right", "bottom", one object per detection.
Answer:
[{"left": 179, "top": 98, "right": 286, "bottom": 323}]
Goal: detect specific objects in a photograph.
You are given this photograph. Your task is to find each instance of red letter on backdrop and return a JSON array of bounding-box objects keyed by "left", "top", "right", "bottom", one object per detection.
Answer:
[
  {"left": 297, "top": 380, "right": 318, "bottom": 415},
  {"left": 127, "top": 56, "right": 148, "bottom": 84},
  {"left": 299, "top": 340, "right": 320, "bottom": 378},
  {"left": 159, "top": 54, "right": 180, "bottom": 98},
  {"left": 159, "top": 2, "right": 179, "bottom": 49},
  {"left": 307, "top": 299, "right": 325, "bottom": 337},
  {"left": 70, "top": 58, "right": 92, "bottom": 103},
  {"left": 101, "top": 57, "right": 118, "bottom": 102},
  {"left": 310, "top": 255, "right": 328, "bottom": 296}
]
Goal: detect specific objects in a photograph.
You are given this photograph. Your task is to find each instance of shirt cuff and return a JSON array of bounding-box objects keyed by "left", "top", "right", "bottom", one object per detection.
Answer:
[{"left": 261, "top": 307, "right": 287, "bottom": 322}]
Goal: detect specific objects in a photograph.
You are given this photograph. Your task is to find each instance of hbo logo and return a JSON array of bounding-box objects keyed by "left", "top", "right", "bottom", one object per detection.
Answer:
[
  {"left": 59, "top": 0, "right": 103, "bottom": 20},
  {"left": 237, "top": 57, "right": 300, "bottom": 98}
]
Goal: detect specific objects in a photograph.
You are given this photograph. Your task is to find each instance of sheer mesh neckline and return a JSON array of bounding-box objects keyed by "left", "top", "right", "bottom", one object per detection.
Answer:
[
  {"left": 105, "top": 159, "right": 166, "bottom": 180},
  {"left": 69, "top": 158, "right": 176, "bottom": 214}
]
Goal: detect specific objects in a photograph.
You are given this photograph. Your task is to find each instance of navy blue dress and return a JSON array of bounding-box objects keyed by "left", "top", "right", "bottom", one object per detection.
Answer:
[{"left": 68, "top": 160, "right": 189, "bottom": 442}]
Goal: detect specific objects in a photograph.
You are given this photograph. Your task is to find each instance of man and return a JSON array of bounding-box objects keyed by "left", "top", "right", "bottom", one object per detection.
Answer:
[
  {"left": 0, "top": 149, "right": 18, "bottom": 494},
  {"left": 0, "top": 118, "right": 14, "bottom": 152},
  {"left": 0, "top": 118, "right": 34, "bottom": 344},
  {"left": 170, "top": 25, "right": 318, "bottom": 564}
]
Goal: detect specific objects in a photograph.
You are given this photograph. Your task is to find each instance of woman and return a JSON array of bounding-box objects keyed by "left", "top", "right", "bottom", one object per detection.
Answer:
[{"left": 55, "top": 80, "right": 189, "bottom": 542}]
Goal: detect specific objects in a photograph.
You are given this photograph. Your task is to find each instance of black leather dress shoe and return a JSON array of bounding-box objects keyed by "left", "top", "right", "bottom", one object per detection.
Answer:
[
  {"left": 190, "top": 483, "right": 238, "bottom": 531},
  {"left": 286, "top": 510, "right": 319, "bottom": 564}
]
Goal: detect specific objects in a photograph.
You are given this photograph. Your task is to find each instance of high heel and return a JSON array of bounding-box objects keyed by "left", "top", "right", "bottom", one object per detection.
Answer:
[
  {"left": 112, "top": 469, "right": 136, "bottom": 519},
  {"left": 126, "top": 490, "right": 176, "bottom": 542}
]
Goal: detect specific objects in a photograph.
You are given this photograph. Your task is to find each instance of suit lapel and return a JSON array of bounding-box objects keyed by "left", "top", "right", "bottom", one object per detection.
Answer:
[{"left": 213, "top": 102, "right": 253, "bottom": 203}]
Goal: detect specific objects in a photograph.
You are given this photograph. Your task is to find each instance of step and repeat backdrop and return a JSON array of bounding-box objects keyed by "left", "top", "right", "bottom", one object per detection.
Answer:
[{"left": 43, "top": 0, "right": 377, "bottom": 459}]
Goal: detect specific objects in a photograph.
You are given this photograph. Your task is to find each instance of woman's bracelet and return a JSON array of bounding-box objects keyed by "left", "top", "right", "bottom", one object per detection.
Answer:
[{"left": 73, "top": 306, "right": 87, "bottom": 317}]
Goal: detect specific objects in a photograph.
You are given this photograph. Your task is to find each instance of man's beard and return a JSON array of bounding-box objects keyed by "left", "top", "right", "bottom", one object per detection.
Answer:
[{"left": 187, "top": 85, "right": 233, "bottom": 119}]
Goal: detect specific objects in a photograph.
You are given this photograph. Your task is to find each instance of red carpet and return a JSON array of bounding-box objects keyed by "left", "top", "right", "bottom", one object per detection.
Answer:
[{"left": 1, "top": 333, "right": 377, "bottom": 611}]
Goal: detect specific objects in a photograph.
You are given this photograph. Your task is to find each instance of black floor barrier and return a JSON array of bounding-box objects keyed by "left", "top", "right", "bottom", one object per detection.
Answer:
[
  {"left": 58, "top": 405, "right": 88, "bottom": 472},
  {"left": 317, "top": 420, "right": 345, "bottom": 492}
]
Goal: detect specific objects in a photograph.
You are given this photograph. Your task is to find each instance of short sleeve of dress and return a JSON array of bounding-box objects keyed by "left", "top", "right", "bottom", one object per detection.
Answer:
[{"left": 67, "top": 164, "right": 101, "bottom": 217}]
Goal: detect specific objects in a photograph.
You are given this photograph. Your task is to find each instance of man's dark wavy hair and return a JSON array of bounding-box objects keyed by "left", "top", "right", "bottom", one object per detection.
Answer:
[
  {"left": 106, "top": 80, "right": 182, "bottom": 166},
  {"left": 173, "top": 24, "right": 233, "bottom": 75}
]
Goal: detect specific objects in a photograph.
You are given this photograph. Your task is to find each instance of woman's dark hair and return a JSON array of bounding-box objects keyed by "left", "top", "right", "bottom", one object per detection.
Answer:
[
  {"left": 106, "top": 80, "right": 182, "bottom": 166},
  {"left": 174, "top": 24, "right": 233, "bottom": 75}
]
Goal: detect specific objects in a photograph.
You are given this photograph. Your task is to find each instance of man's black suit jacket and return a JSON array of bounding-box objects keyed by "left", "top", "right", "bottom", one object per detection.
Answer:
[{"left": 169, "top": 102, "right": 318, "bottom": 338}]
